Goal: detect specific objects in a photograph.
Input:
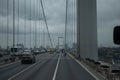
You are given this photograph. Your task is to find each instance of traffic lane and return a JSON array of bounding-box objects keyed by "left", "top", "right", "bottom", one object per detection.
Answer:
[
  {"left": 0, "top": 53, "right": 49, "bottom": 80},
  {"left": 0, "top": 62, "right": 31, "bottom": 80},
  {"left": 10, "top": 53, "right": 59, "bottom": 80},
  {"left": 27, "top": 53, "right": 59, "bottom": 80},
  {"left": 35, "top": 53, "right": 50, "bottom": 61},
  {"left": 0, "top": 53, "right": 48, "bottom": 70},
  {"left": 0, "top": 53, "right": 48, "bottom": 73},
  {"left": 56, "top": 54, "right": 96, "bottom": 80}
]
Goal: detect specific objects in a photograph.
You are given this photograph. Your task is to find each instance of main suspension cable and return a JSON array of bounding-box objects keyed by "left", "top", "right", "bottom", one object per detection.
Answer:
[{"left": 40, "top": 0, "right": 54, "bottom": 48}]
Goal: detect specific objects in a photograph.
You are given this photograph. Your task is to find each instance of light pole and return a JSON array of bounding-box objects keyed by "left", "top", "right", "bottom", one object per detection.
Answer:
[{"left": 58, "top": 37, "right": 64, "bottom": 50}]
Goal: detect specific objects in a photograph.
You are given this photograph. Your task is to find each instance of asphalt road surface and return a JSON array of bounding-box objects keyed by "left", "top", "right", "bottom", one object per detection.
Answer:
[{"left": 0, "top": 52, "right": 98, "bottom": 80}]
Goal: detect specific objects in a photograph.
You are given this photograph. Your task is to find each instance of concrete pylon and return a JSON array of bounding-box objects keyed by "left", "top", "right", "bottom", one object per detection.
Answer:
[{"left": 77, "top": 0, "right": 98, "bottom": 60}]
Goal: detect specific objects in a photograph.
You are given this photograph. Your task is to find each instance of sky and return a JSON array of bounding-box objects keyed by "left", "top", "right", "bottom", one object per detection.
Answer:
[
  {"left": 0, "top": 0, "right": 120, "bottom": 48},
  {"left": 97, "top": 0, "right": 120, "bottom": 47}
]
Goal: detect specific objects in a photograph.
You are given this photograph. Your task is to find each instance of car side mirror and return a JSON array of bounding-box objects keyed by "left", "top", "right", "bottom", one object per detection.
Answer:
[{"left": 113, "top": 26, "right": 120, "bottom": 44}]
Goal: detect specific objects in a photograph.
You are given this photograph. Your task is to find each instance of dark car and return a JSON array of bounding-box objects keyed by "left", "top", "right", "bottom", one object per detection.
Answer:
[
  {"left": 21, "top": 50, "right": 36, "bottom": 64},
  {"left": 0, "top": 53, "right": 3, "bottom": 57}
]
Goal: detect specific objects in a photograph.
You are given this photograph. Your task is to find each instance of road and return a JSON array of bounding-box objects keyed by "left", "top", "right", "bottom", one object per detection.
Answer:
[{"left": 0, "top": 52, "right": 98, "bottom": 80}]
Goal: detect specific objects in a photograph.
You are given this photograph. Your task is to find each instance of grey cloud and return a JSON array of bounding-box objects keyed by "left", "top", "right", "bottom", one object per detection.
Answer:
[
  {"left": 0, "top": 0, "right": 44, "bottom": 21},
  {"left": 0, "top": 0, "right": 79, "bottom": 48},
  {"left": 97, "top": 0, "right": 120, "bottom": 26},
  {"left": 97, "top": 0, "right": 120, "bottom": 47}
]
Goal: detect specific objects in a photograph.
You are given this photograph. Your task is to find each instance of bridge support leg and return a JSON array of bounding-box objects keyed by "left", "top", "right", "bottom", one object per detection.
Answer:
[{"left": 77, "top": 0, "right": 98, "bottom": 60}]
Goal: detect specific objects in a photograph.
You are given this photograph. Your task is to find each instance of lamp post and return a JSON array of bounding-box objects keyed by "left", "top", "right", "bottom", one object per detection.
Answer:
[{"left": 58, "top": 37, "right": 64, "bottom": 50}]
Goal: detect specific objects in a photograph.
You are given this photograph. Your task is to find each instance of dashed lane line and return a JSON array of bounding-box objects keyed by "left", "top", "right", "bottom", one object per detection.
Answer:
[
  {"left": 8, "top": 53, "right": 48, "bottom": 80},
  {"left": 8, "top": 58, "right": 44, "bottom": 80}
]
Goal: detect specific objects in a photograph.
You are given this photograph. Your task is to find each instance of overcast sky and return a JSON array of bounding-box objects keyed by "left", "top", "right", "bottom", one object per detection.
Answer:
[
  {"left": 0, "top": 0, "right": 120, "bottom": 48},
  {"left": 97, "top": 0, "right": 120, "bottom": 47}
]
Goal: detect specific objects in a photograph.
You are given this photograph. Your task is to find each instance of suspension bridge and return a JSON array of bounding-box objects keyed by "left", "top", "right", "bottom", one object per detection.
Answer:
[{"left": 0, "top": 0, "right": 113, "bottom": 80}]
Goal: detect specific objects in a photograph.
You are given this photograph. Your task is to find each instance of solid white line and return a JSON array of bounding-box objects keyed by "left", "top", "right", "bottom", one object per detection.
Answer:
[
  {"left": 52, "top": 53, "right": 61, "bottom": 80},
  {"left": 68, "top": 53, "right": 100, "bottom": 80},
  {"left": 0, "top": 61, "right": 20, "bottom": 69},
  {"left": 8, "top": 53, "right": 46, "bottom": 80}
]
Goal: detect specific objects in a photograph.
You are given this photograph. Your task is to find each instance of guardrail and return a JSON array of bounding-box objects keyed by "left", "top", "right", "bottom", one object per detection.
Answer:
[{"left": 67, "top": 50, "right": 120, "bottom": 80}]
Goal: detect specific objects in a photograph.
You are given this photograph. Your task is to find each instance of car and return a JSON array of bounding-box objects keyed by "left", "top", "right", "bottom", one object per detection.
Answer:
[
  {"left": 49, "top": 49, "right": 54, "bottom": 54},
  {"left": 9, "top": 54, "right": 16, "bottom": 62},
  {"left": 33, "top": 50, "right": 40, "bottom": 55},
  {"left": 56, "top": 50, "right": 59, "bottom": 53},
  {"left": 0, "top": 53, "right": 3, "bottom": 57},
  {"left": 40, "top": 49, "right": 46, "bottom": 53},
  {"left": 21, "top": 50, "right": 36, "bottom": 64}
]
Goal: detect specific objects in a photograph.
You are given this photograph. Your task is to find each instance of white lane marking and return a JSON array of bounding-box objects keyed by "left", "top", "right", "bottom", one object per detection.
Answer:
[
  {"left": 8, "top": 59, "right": 43, "bottom": 80},
  {"left": 68, "top": 53, "right": 100, "bottom": 80},
  {"left": 0, "top": 61, "right": 20, "bottom": 69},
  {"left": 8, "top": 53, "right": 47, "bottom": 80},
  {"left": 52, "top": 53, "right": 61, "bottom": 80}
]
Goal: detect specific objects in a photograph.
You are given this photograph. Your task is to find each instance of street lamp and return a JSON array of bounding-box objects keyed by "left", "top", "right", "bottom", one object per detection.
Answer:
[{"left": 58, "top": 37, "right": 64, "bottom": 50}]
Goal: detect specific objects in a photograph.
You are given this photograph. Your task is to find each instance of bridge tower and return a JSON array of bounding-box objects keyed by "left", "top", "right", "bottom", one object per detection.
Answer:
[{"left": 77, "top": 0, "right": 98, "bottom": 60}]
